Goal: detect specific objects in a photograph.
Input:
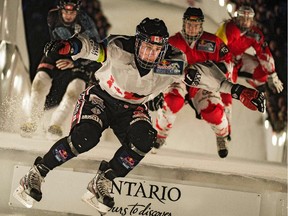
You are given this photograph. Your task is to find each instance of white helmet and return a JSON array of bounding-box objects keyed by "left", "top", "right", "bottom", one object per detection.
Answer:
[{"left": 236, "top": 6, "right": 255, "bottom": 31}]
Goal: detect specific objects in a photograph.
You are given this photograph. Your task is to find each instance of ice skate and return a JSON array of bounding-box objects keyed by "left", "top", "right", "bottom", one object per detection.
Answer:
[
  {"left": 46, "top": 125, "right": 63, "bottom": 140},
  {"left": 13, "top": 157, "right": 47, "bottom": 208},
  {"left": 82, "top": 161, "right": 116, "bottom": 215},
  {"left": 216, "top": 136, "right": 229, "bottom": 158},
  {"left": 151, "top": 137, "right": 166, "bottom": 154},
  {"left": 20, "top": 122, "right": 37, "bottom": 138}
]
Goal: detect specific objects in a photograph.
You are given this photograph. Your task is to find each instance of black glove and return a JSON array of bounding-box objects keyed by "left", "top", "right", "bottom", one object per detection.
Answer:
[
  {"left": 146, "top": 93, "right": 164, "bottom": 111},
  {"left": 183, "top": 67, "right": 201, "bottom": 87},
  {"left": 231, "top": 84, "right": 265, "bottom": 112},
  {"left": 44, "top": 37, "right": 82, "bottom": 59}
]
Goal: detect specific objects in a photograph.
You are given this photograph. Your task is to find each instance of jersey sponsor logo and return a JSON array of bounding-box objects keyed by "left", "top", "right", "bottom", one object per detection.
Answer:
[
  {"left": 219, "top": 44, "right": 229, "bottom": 57},
  {"left": 118, "top": 151, "right": 139, "bottom": 170},
  {"left": 196, "top": 40, "right": 216, "bottom": 52},
  {"left": 89, "top": 38, "right": 100, "bottom": 56},
  {"left": 53, "top": 144, "right": 73, "bottom": 162},
  {"left": 89, "top": 94, "right": 104, "bottom": 107},
  {"left": 153, "top": 59, "right": 184, "bottom": 75},
  {"left": 81, "top": 114, "right": 103, "bottom": 127}
]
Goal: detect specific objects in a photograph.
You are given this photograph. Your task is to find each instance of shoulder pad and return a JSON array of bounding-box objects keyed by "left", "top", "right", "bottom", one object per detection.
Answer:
[{"left": 107, "top": 35, "right": 134, "bottom": 53}]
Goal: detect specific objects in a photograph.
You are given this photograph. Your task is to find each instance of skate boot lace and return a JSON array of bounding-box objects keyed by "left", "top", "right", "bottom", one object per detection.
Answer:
[
  {"left": 217, "top": 136, "right": 227, "bottom": 150},
  {"left": 26, "top": 166, "right": 44, "bottom": 192},
  {"left": 92, "top": 171, "right": 112, "bottom": 199}
]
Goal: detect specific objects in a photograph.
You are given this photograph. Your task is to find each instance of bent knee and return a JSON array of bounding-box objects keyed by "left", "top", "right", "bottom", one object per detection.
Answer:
[
  {"left": 70, "top": 123, "right": 102, "bottom": 153},
  {"left": 164, "top": 90, "right": 185, "bottom": 113},
  {"left": 201, "top": 103, "right": 224, "bottom": 125},
  {"left": 127, "top": 120, "right": 156, "bottom": 153}
]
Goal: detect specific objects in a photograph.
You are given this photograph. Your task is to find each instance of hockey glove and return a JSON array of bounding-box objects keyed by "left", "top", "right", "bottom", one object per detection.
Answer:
[
  {"left": 267, "top": 73, "right": 283, "bottom": 93},
  {"left": 231, "top": 84, "right": 265, "bottom": 112},
  {"left": 145, "top": 93, "right": 164, "bottom": 111},
  {"left": 183, "top": 67, "right": 201, "bottom": 87},
  {"left": 44, "top": 37, "right": 82, "bottom": 59}
]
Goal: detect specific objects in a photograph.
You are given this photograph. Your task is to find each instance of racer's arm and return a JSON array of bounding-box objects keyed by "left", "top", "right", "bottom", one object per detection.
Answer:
[
  {"left": 44, "top": 34, "right": 106, "bottom": 63},
  {"left": 183, "top": 61, "right": 264, "bottom": 112},
  {"left": 248, "top": 28, "right": 283, "bottom": 93}
]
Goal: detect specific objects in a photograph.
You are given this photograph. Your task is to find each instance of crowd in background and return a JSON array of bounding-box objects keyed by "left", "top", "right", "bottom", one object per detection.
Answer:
[{"left": 228, "top": 0, "right": 287, "bottom": 133}]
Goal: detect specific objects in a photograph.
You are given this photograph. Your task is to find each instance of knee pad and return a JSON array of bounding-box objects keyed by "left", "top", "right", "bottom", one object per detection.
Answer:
[
  {"left": 164, "top": 89, "right": 185, "bottom": 113},
  {"left": 69, "top": 122, "right": 102, "bottom": 154},
  {"left": 109, "top": 121, "right": 156, "bottom": 177},
  {"left": 201, "top": 103, "right": 224, "bottom": 125},
  {"left": 220, "top": 93, "right": 232, "bottom": 106},
  {"left": 127, "top": 120, "right": 157, "bottom": 155},
  {"left": 252, "top": 65, "right": 268, "bottom": 83}
]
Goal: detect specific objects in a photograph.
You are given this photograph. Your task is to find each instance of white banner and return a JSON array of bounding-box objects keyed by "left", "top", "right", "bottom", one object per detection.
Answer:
[{"left": 10, "top": 165, "right": 261, "bottom": 216}]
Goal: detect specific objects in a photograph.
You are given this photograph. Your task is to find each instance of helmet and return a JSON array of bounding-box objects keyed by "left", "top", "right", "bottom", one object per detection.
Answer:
[
  {"left": 237, "top": 6, "right": 255, "bottom": 18},
  {"left": 236, "top": 6, "right": 255, "bottom": 31},
  {"left": 183, "top": 7, "right": 204, "bottom": 22},
  {"left": 59, "top": 0, "right": 81, "bottom": 11},
  {"left": 135, "top": 17, "right": 169, "bottom": 70},
  {"left": 182, "top": 8, "right": 204, "bottom": 43}
]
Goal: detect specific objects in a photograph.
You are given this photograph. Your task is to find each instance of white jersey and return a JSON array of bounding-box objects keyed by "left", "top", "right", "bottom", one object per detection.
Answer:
[
  {"left": 96, "top": 38, "right": 186, "bottom": 104},
  {"left": 72, "top": 34, "right": 234, "bottom": 104}
]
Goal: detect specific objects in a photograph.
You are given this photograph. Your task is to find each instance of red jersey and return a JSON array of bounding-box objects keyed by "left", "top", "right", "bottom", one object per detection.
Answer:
[
  {"left": 169, "top": 31, "right": 232, "bottom": 70},
  {"left": 169, "top": 31, "right": 232, "bottom": 97},
  {"left": 216, "top": 19, "right": 275, "bottom": 74}
]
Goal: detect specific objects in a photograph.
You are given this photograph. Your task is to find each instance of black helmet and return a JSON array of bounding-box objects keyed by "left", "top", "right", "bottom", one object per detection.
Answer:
[
  {"left": 136, "top": 17, "right": 169, "bottom": 45},
  {"left": 59, "top": 0, "right": 81, "bottom": 11},
  {"left": 182, "top": 8, "right": 204, "bottom": 43},
  {"left": 183, "top": 7, "right": 204, "bottom": 22},
  {"left": 135, "top": 18, "right": 169, "bottom": 69}
]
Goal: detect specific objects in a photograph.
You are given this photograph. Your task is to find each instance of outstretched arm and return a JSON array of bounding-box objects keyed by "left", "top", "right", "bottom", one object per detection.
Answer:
[
  {"left": 183, "top": 61, "right": 265, "bottom": 112},
  {"left": 44, "top": 34, "right": 106, "bottom": 63}
]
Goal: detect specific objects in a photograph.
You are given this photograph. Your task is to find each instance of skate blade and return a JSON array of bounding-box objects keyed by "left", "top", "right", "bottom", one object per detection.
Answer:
[
  {"left": 81, "top": 191, "right": 110, "bottom": 215},
  {"left": 13, "top": 185, "right": 34, "bottom": 208}
]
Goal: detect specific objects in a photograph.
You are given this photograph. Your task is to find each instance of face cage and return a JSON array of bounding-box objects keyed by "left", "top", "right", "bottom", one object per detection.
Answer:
[
  {"left": 135, "top": 38, "right": 168, "bottom": 70},
  {"left": 236, "top": 16, "right": 254, "bottom": 32},
  {"left": 182, "top": 20, "right": 203, "bottom": 44}
]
